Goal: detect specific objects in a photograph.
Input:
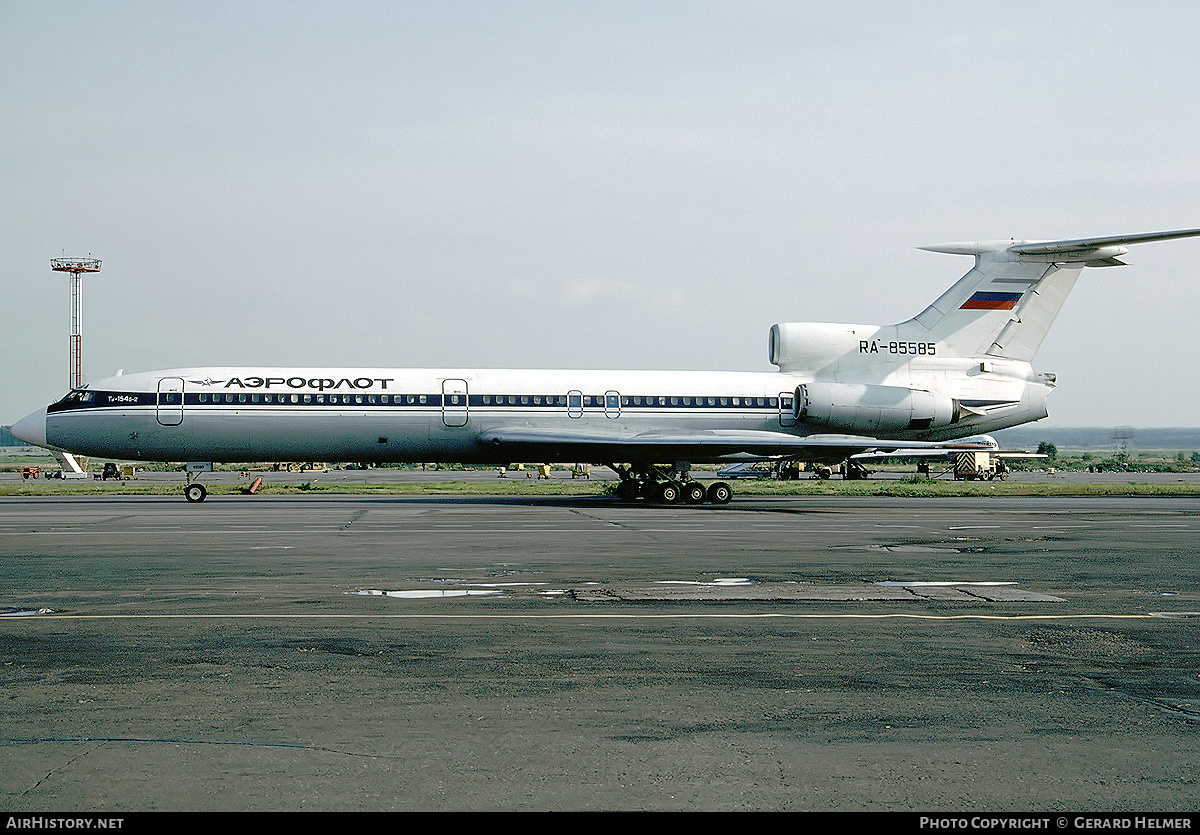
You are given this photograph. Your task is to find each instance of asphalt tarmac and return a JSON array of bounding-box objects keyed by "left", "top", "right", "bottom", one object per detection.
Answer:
[{"left": 1, "top": 494, "right": 1198, "bottom": 811}]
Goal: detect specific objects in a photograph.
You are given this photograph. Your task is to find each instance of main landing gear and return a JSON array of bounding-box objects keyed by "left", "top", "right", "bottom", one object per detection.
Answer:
[{"left": 610, "top": 465, "right": 733, "bottom": 505}]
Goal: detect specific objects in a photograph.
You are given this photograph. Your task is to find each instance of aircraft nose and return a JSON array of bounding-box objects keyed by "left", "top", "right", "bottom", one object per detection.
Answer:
[{"left": 10, "top": 407, "right": 48, "bottom": 447}]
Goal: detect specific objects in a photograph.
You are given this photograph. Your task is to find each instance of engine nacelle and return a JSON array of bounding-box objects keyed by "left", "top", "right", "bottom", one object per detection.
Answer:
[
  {"left": 769, "top": 322, "right": 882, "bottom": 374},
  {"left": 796, "top": 382, "right": 956, "bottom": 434}
]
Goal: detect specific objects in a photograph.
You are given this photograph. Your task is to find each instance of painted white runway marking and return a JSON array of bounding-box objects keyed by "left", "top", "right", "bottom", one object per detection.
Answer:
[
  {"left": 353, "top": 589, "right": 504, "bottom": 599},
  {"left": 876, "top": 581, "right": 1016, "bottom": 587}
]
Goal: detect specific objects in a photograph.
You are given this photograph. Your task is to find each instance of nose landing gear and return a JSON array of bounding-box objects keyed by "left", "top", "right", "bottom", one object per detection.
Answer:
[{"left": 183, "top": 462, "right": 212, "bottom": 503}]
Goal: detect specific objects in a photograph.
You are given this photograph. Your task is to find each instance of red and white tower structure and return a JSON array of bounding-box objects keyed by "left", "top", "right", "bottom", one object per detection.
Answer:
[{"left": 50, "top": 257, "right": 102, "bottom": 389}]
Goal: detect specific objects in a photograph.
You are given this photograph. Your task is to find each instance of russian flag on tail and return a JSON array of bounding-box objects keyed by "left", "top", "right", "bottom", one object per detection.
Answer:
[{"left": 960, "top": 291, "right": 1022, "bottom": 310}]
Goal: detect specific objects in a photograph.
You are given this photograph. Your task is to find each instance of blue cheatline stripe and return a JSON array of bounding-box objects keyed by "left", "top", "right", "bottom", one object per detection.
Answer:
[{"left": 48, "top": 390, "right": 794, "bottom": 413}]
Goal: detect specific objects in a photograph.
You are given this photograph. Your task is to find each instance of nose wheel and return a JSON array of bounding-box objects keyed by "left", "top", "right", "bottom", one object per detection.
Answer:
[{"left": 184, "top": 482, "right": 207, "bottom": 503}]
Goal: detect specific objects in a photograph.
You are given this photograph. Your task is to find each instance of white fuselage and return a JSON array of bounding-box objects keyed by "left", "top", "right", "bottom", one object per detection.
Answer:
[{"left": 33, "top": 365, "right": 1048, "bottom": 465}]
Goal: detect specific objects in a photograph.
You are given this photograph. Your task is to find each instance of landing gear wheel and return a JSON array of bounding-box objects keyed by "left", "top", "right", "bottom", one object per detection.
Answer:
[
  {"left": 683, "top": 482, "right": 707, "bottom": 504},
  {"left": 655, "top": 482, "right": 681, "bottom": 504},
  {"left": 185, "top": 483, "right": 208, "bottom": 503},
  {"left": 706, "top": 481, "right": 732, "bottom": 505},
  {"left": 616, "top": 479, "right": 640, "bottom": 502}
]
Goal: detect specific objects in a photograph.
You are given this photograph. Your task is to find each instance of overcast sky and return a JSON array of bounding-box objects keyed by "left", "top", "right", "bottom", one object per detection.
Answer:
[{"left": 3, "top": 1, "right": 1198, "bottom": 428}]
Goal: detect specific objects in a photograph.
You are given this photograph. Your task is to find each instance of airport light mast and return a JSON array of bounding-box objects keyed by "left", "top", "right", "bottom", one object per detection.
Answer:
[
  {"left": 48, "top": 257, "right": 101, "bottom": 479},
  {"left": 50, "top": 257, "right": 101, "bottom": 390}
]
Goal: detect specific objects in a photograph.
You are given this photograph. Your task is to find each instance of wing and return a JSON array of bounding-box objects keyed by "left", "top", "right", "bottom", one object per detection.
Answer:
[
  {"left": 479, "top": 426, "right": 987, "bottom": 464},
  {"left": 850, "top": 448, "right": 1046, "bottom": 463}
]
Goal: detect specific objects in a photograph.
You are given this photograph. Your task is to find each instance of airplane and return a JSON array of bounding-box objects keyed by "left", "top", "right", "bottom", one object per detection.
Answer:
[{"left": 11, "top": 227, "right": 1200, "bottom": 503}]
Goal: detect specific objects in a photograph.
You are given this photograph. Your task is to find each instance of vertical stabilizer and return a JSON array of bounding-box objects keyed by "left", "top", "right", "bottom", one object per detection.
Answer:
[{"left": 901, "top": 243, "right": 1080, "bottom": 362}]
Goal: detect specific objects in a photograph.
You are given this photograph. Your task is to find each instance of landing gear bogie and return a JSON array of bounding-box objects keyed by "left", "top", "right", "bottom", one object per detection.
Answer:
[{"left": 610, "top": 468, "right": 734, "bottom": 505}]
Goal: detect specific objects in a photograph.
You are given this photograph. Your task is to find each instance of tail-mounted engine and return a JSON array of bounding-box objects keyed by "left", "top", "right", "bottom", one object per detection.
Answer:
[
  {"left": 770, "top": 322, "right": 877, "bottom": 374},
  {"left": 796, "top": 382, "right": 956, "bottom": 434}
]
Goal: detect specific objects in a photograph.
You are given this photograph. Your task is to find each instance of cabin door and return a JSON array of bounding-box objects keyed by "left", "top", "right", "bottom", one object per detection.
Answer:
[
  {"left": 441, "top": 379, "right": 468, "bottom": 427},
  {"left": 157, "top": 377, "right": 184, "bottom": 426}
]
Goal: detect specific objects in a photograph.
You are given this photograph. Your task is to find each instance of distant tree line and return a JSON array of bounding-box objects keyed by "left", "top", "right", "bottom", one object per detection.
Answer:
[
  {"left": 1006, "top": 439, "right": 1200, "bottom": 473},
  {"left": 996, "top": 427, "right": 1200, "bottom": 450}
]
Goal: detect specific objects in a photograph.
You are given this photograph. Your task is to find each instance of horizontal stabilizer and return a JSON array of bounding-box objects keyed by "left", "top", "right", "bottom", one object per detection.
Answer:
[
  {"left": 920, "top": 227, "right": 1200, "bottom": 263},
  {"left": 1010, "top": 228, "right": 1200, "bottom": 256}
]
